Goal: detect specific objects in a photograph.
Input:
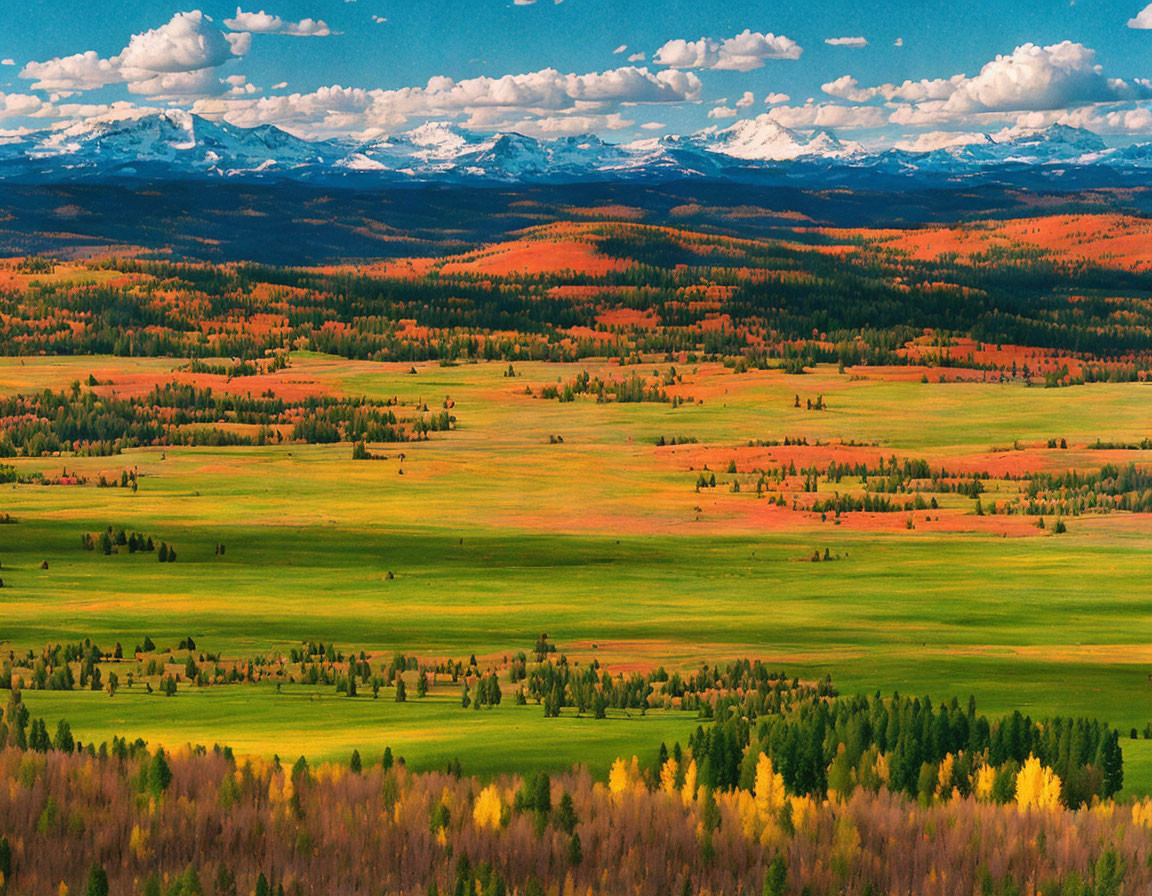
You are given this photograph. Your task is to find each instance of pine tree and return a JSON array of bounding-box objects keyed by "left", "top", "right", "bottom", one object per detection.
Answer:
[
  {"left": 85, "top": 865, "right": 109, "bottom": 896},
  {"left": 148, "top": 749, "right": 172, "bottom": 799}
]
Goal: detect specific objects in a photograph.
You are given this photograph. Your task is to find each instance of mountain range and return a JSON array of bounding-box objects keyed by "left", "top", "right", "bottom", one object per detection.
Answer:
[{"left": 2, "top": 109, "right": 1151, "bottom": 187}]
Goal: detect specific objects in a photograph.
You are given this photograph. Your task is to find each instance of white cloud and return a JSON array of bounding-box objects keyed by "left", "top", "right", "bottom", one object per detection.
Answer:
[
  {"left": 735, "top": 90, "right": 755, "bottom": 108},
  {"left": 20, "top": 51, "right": 121, "bottom": 92},
  {"left": 655, "top": 30, "right": 802, "bottom": 71},
  {"left": 372, "top": 15, "right": 387, "bottom": 23},
  {"left": 19, "top": 11, "right": 249, "bottom": 100},
  {"left": 120, "top": 11, "right": 242, "bottom": 75},
  {"left": 940, "top": 41, "right": 1142, "bottom": 114},
  {"left": 1128, "top": 3, "right": 1152, "bottom": 27},
  {"left": 507, "top": 111, "right": 633, "bottom": 136},
  {"left": 613, "top": 45, "right": 627, "bottom": 55},
  {"left": 893, "top": 38, "right": 904, "bottom": 47},
  {"left": 1, "top": 59, "right": 15, "bottom": 67},
  {"left": 825, "top": 37, "right": 868, "bottom": 48},
  {"left": 820, "top": 40, "right": 1152, "bottom": 136},
  {"left": 894, "top": 130, "right": 989, "bottom": 152},
  {"left": 272, "top": 80, "right": 288, "bottom": 89},
  {"left": 639, "top": 120, "right": 664, "bottom": 129},
  {"left": 763, "top": 92, "right": 789, "bottom": 105},
  {"left": 223, "top": 9, "right": 333, "bottom": 36},
  {"left": 821, "top": 75, "right": 873, "bottom": 102},
  {"left": 708, "top": 105, "right": 738, "bottom": 119},
  {"left": 766, "top": 101, "right": 888, "bottom": 130},
  {"left": 126, "top": 69, "right": 222, "bottom": 97},
  {"left": 192, "top": 65, "right": 702, "bottom": 137},
  {"left": 0, "top": 92, "right": 47, "bottom": 119},
  {"left": 1015, "top": 103, "right": 1152, "bottom": 135},
  {"left": 627, "top": 52, "right": 645, "bottom": 62}
]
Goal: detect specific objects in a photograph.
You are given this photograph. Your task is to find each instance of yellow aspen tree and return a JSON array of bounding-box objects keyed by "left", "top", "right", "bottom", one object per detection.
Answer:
[
  {"left": 936, "top": 753, "right": 955, "bottom": 798},
  {"left": 473, "top": 783, "right": 504, "bottom": 829},
  {"left": 681, "top": 759, "right": 698, "bottom": 807},
  {"left": 659, "top": 757, "right": 679, "bottom": 794},
  {"left": 974, "top": 764, "right": 996, "bottom": 802},
  {"left": 608, "top": 757, "right": 628, "bottom": 795},
  {"left": 753, "top": 753, "right": 786, "bottom": 820},
  {"left": 1015, "top": 755, "right": 1062, "bottom": 810}
]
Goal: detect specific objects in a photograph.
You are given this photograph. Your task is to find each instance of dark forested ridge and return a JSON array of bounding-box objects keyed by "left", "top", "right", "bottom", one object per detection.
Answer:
[{"left": 1, "top": 180, "right": 1149, "bottom": 264}]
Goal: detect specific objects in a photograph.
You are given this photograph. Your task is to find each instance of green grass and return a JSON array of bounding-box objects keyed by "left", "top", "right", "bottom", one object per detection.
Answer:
[
  {"left": 3, "top": 354, "right": 1152, "bottom": 790},
  {"left": 20, "top": 685, "right": 700, "bottom": 777}
]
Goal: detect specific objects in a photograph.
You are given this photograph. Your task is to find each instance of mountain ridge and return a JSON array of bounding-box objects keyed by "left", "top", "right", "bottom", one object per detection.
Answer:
[{"left": 1, "top": 109, "right": 1150, "bottom": 186}]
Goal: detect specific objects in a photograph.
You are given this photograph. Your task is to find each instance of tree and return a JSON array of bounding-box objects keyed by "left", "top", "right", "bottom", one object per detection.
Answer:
[
  {"left": 754, "top": 753, "right": 786, "bottom": 819},
  {"left": 158, "top": 543, "right": 169, "bottom": 563},
  {"left": 473, "top": 784, "right": 503, "bottom": 829},
  {"left": 762, "top": 857, "right": 787, "bottom": 896},
  {"left": 85, "top": 865, "right": 109, "bottom": 896},
  {"left": 53, "top": 720, "right": 74, "bottom": 753},
  {"left": 350, "top": 749, "right": 362, "bottom": 774},
  {"left": 395, "top": 678, "right": 407, "bottom": 702},
  {"left": 148, "top": 749, "right": 173, "bottom": 799},
  {"left": 1101, "top": 730, "right": 1124, "bottom": 797},
  {"left": 0, "top": 835, "right": 11, "bottom": 892},
  {"left": 567, "top": 833, "right": 583, "bottom": 866},
  {"left": 1015, "top": 755, "right": 1061, "bottom": 810}
]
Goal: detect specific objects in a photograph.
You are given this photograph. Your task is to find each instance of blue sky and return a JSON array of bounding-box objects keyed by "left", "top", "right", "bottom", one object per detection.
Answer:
[{"left": 2, "top": 0, "right": 1151, "bottom": 147}]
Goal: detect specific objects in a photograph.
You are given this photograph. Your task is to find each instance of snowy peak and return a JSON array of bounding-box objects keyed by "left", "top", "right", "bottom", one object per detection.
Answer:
[
  {"left": 0, "top": 112, "right": 1149, "bottom": 185},
  {"left": 696, "top": 115, "right": 863, "bottom": 161},
  {"left": 21, "top": 110, "right": 334, "bottom": 175}
]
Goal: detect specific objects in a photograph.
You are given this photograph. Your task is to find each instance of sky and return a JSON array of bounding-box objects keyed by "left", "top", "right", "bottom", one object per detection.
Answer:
[{"left": 1, "top": 0, "right": 1151, "bottom": 148}]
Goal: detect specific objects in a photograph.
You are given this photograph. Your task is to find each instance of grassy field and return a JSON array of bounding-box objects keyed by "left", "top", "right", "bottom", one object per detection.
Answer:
[{"left": 3, "top": 353, "right": 1152, "bottom": 788}]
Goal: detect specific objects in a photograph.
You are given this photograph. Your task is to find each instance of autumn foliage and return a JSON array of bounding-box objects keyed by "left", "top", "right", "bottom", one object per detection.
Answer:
[{"left": 0, "top": 743, "right": 1149, "bottom": 896}]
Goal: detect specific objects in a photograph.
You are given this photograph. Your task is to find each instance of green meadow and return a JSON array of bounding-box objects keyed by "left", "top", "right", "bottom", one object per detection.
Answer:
[{"left": 3, "top": 354, "right": 1152, "bottom": 788}]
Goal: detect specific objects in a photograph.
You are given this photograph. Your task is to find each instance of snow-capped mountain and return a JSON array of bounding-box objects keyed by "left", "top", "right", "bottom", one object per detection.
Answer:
[
  {"left": 1, "top": 109, "right": 338, "bottom": 180},
  {"left": 0, "top": 111, "right": 1149, "bottom": 186},
  {"left": 689, "top": 116, "right": 865, "bottom": 162}
]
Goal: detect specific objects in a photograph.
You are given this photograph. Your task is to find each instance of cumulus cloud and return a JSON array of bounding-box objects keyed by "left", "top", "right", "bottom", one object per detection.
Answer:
[
  {"left": 939, "top": 41, "right": 1145, "bottom": 113},
  {"left": 0, "top": 92, "right": 48, "bottom": 119},
  {"left": 192, "top": 65, "right": 703, "bottom": 137},
  {"left": 893, "top": 38, "right": 904, "bottom": 47},
  {"left": 119, "top": 11, "right": 242, "bottom": 75},
  {"left": 821, "top": 75, "right": 873, "bottom": 103},
  {"left": 766, "top": 100, "right": 888, "bottom": 130},
  {"left": 628, "top": 52, "right": 645, "bottom": 62},
  {"left": 1128, "top": 3, "right": 1152, "bottom": 27},
  {"left": 223, "top": 9, "right": 333, "bottom": 36},
  {"left": 126, "top": 69, "right": 232, "bottom": 98},
  {"left": 893, "top": 130, "right": 989, "bottom": 152},
  {"left": 1, "top": 59, "right": 15, "bottom": 67},
  {"left": 763, "top": 92, "right": 789, "bottom": 105},
  {"left": 613, "top": 44, "right": 627, "bottom": 54},
  {"left": 736, "top": 91, "right": 755, "bottom": 108},
  {"left": 19, "top": 11, "right": 249, "bottom": 100},
  {"left": 708, "top": 105, "right": 738, "bottom": 119},
  {"left": 507, "top": 111, "right": 633, "bottom": 136},
  {"left": 819, "top": 40, "right": 1152, "bottom": 137},
  {"left": 655, "top": 30, "right": 802, "bottom": 71},
  {"left": 20, "top": 51, "right": 121, "bottom": 92},
  {"left": 825, "top": 37, "right": 868, "bottom": 47},
  {"left": 1013, "top": 103, "right": 1152, "bottom": 135},
  {"left": 372, "top": 15, "right": 387, "bottom": 23}
]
